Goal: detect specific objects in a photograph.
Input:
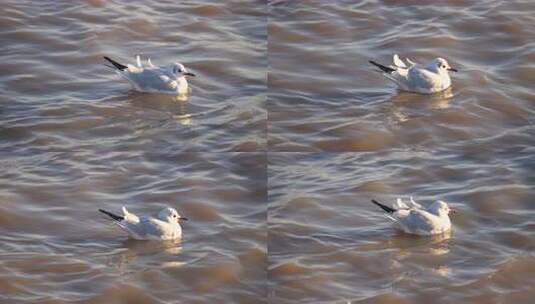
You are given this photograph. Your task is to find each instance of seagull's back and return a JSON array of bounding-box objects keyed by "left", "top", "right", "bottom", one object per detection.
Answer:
[
  {"left": 121, "top": 215, "right": 181, "bottom": 240},
  {"left": 407, "top": 64, "right": 450, "bottom": 93},
  {"left": 395, "top": 207, "right": 451, "bottom": 235},
  {"left": 121, "top": 66, "right": 179, "bottom": 93}
]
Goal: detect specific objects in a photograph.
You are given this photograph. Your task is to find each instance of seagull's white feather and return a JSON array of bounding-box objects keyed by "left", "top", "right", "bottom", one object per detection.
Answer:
[
  {"left": 408, "top": 196, "right": 423, "bottom": 209},
  {"left": 120, "top": 217, "right": 180, "bottom": 240},
  {"left": 393, "top": 54, "right": 406, "bottom": 68},
  {"left": 394, "top": 198, "right": 409, "bottom": 209},
  {"left": 371, "top": 55, "right": 456, "bottom": 94},
  {"left": 105, "top": 56, "right": 193, "bottom": 95},
  {"left": 120, "top": 66, "right": 185, "bottom": 94},
  {"left": 374, "top": 198, "right": 453, "bottom": 236},
  {"left": 396, "top": 209, "right": 441, "bottom": 235},
  {"left": 122, "top": 206, "right": 139, "bottom": 223},
  {"left": 103, "top": 207, "right": 185, "bottom": 240}
]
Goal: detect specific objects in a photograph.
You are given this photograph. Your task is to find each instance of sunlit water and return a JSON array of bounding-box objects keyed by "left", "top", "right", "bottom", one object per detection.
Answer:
[
  {"left": 2, "top": 0, "right": 535, "bottom": 303},
  {"left": 0, "top": 0, "right": 266, "bottom": 303},
  {"left": 0, "top": 152, "right": 267, "bottom": 303},
  {"left": 268, "top": 152, "right": 534, "bottom": 303},
  {"left": 0, "top": 0, "right": 266, "bottom": 153},
  {"left": 268, "top": 0, "right": 535, "bottom": 303},
  {"left": 268, "top": 0, "right": 535, "bottom": 152}
]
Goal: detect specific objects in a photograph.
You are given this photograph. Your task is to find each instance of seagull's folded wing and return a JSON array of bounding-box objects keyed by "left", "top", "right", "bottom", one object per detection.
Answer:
[
  {"left": 143, "top": 218, "right": 171, "bottom": 238},
  {"left": 394, "top": 198, "right": 409, "bottom": 209},
  {"left": 393, "top": 54, "right": 407, "bottom": 68},
  {"left": 158, "top": 75, "right": 179, "bottom": 90},
  {"left": 125, "top": 64, "right": 143, "bottom": 73},
  {"left": 398, "top": 210, "right": 437, "bottom": 234},
  {"left": 407, "top": 67, "right": 439, "bottom": 91},
  {"left": 408, "top": 196, "right": 423, "bottom": 209},
  {"left": 122, "top": 207, "right": 139, "bottom": 223},
  {"left": 405, "top": 58, "right": 416, "bottom": 66},
  {"left": 120, "top": 217, "right": 170, "bottom": 239}
]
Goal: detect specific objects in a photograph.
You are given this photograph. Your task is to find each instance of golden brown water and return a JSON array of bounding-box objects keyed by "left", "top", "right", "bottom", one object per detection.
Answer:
[
  {"left": 0, "top": 0, "right": 266, "bottom": 303},
  {"left": 268, "top": 1, "right": 535, "bottom": 152},
  {"left": 0, "top": 0, "right": 266, "bottom": 153},
  {"left": 1, "top": 152, "right": 267, "bottom": 303},
  {"left": 267, "top": 0, "right": 535, "bottom": 303},
  {"left": 2, "top": 0, "right": 535, "bottom": 303}
]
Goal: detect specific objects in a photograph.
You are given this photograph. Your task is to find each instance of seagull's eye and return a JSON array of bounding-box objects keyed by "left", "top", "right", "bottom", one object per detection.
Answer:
[{"left": 172, "top": 214, "right": 176, "bottom": 218}]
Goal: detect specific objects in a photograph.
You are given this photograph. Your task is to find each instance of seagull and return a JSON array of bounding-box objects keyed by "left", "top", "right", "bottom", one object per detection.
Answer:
[
  {"left": 99, "top": 206, "right": 188, "bottom": 240},
  {"left": 371, "top": 197, "right": 455, "bottom": 235},
  {"left": 369, "top": 54, "right": 458, "bottom": 94},
  {"left": 103, "top": 55, "right": 196, "bottom": 95}
]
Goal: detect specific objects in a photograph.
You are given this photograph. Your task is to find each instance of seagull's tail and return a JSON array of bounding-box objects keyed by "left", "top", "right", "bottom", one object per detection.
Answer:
[
  {"left": 369, "top": 60, "right": 396, "bottom": 74},
  {"left": 103, "top": 56, "right": 128, "bottom": 71},
  {"left": 98, "top": 209, "right": 124, "bottom": 221},
  {"left": 371, "top": 200, "right": 397, "bottom": 214}
]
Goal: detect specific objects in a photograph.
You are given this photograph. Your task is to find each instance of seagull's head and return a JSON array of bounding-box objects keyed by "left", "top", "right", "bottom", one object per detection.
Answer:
[
  {"left": 172, "top": 63, "right": 196, "bottom": 78},
  {"left": 432, "top": 58, "right": 458, "bottom": 73},
  {"left": 429, "top": 200, "right": 455, "bottom": 216},
  {"left": 158, "top": 207, "right": 188, "bottom": 224}
]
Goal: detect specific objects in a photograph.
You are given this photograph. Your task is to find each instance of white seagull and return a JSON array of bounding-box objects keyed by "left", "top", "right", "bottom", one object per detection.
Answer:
[
  {"left": 371, "top": 197, "right": 455, "bottom": 235},
  {"left": 369, "top": 54, "right": 458, "bottom": 94},
  {"left": 103, "top": 55, "right": 196, "bottom": 95},
  {"left": 99, "top": 206, "right": 188, "bottom": 240}
]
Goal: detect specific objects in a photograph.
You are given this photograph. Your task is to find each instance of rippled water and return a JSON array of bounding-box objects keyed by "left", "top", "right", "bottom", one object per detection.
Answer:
[
  {"left": 269, "top": 0, "right": 535, "bottom": 152},
  {"left": 0, "top": 0, "right": 266, "bottom": 303},
  {"left": 268, "top": 0, "right": 535, "bottom": 303},
  {"left": 1, "top": 152, "right": 266, "bottom": 303},
  {"left": 0, "top": 0, "right": 266, "bottom": 153},
  {"left": 2, "top": 0, "right": 535, "bottom": 303},
  {"left": 268, "top": 152, "right": 534, "bottom": 303}
]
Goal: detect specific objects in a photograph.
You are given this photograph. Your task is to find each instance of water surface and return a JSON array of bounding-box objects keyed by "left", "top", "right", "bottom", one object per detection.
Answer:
[
  {"left": 268, "top": 0, "right": 535, "bottom": 302},
  {"left": 268, "top": 0, "right": 535, "bottom": 152},
  {"left": 0, "top": 0, "right": 267, "bottom": 153},
  {"left": 0, "top": 0, "right": 266, "bottom": 302},
  {"left": 268, "top": 152, "right": 535, "bottom": 303},
  {"left": 1, "top": 152, "right": 266, "bottom": 303}
]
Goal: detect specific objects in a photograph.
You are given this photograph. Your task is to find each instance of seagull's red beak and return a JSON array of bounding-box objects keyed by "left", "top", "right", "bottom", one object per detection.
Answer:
[{"left": 184, "top": 72, "right": 196, "bottom": 77}]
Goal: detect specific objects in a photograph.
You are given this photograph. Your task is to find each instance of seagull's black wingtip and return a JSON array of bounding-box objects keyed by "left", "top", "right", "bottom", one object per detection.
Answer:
[
  {"left": 103, "top": 56, "right": 128, "bottom": 71},
  {"left": 371, "top": 199, "right": 397, "bottom": 214},
  {"left": 369, "top": 60, "right": 396, "bottom": 74},
  {"left": 98, "top": 208, "right": 124, "bottom": 221}
]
